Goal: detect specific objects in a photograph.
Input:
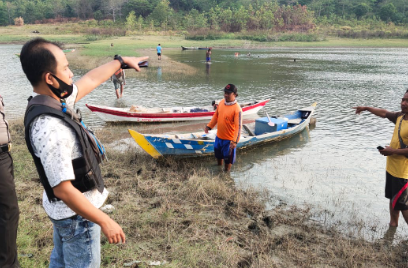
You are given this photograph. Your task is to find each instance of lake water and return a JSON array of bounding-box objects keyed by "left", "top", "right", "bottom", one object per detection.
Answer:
[{"left": 3, "top": 44, "right": 408, "bottom": 241}]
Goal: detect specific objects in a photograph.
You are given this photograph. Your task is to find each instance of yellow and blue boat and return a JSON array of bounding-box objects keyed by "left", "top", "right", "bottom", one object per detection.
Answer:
[{"left": 129, "top": 103, "right": 317, "bottom": 159}]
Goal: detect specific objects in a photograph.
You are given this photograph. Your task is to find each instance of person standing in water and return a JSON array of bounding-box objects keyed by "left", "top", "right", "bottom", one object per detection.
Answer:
[
  {"left": 205, "top": 84, "right": 242, "bottom": 172},
  {"left": 354, "top": 90, "right": 408, "bottom": 228},
  {"left": 111, "top": 68, "right": 126, "bottom": 99},
  {"left": 206, "top": 48, "right": 212, "bottom": 63}
]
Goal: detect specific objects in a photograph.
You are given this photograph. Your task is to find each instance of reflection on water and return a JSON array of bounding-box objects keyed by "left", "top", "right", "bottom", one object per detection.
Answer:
[
  {"left": 2, "top": 44, "right": 408, "bottom": 241},
  {"left": 157, "top": 67, "right": 162, "bottom": 82}
]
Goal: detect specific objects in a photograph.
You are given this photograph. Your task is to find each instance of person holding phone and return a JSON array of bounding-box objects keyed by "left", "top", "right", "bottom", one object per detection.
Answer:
[{"left": 354, "top": 90, "right": 408, "bottom": 228}]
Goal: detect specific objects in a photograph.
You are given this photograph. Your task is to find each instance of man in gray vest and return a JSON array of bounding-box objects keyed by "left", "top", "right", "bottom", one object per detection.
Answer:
[
  {"left": 0, "top": 95, "right": 20, "bottom": 268},
  {"left": 20, "top": 37, "right": 148, "bottom": 268}
]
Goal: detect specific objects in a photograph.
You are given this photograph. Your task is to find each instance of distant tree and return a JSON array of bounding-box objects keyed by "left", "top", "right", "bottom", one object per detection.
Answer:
[
  {"left": 14, "top": 16, "right": 23, "bottom": 26},
  {"left": 149, "top": 0, "right": 170, "bottom": 26},
  {"left": 124, "top": 0, "right": 156, "bottom": 18},
  {"left": 354, "top": 3, "right": 369, "bottom": 19},
  {"left": 64, "top": 1, "right": 77, "bottom": 18},
  {"left": 23, "top": 1, "right": 39, "bottom": 23},
  {"left": 126, "top": 10, "right": 137, "bottom": 29},
  {"left": 104, "top": 0, "right": 125, "bottom": 22},
  {"left": 232, "top": 5, "right": 249, "bottom": 31},
  {"left": 149, "top": 19, "right": 154, "bottom": 30},
  {"left": 137, "top": 15, "right": 144, "bottom": 30},
  {"left": 48, "top": 0, "right": 66, "bottom": 19},
  {"left": 256, "top": 4, "right": 275, "bottom": 30},
  {"left": 337, "top": 0, "right": 353, "bottom": 18},
  {"left": 379, "top": 3, "right": 396, "bottom": 21},
  {"left": 185, "top": 9, "right": 207, "bottom": 30},
  {"left": 0, "top": 2, "right": 8, "bottom": 25},
  {"left": 309, "top": 0, "right": 335, "bottom": 18},
  {"left": 208, "top": 6, "right": 221, "bottom": 30},
  {"left": 219, "top": 7, "right": 233, "bottom": 31},
  {"left": 94, "top": 10, "right": 103, "bottom": 21},
  {"left": 71, "top": 0, "right": 94, "bottom": 19},
  {"left": 5, "top": 1, "right": 16, "bottom": 25},
  {"left": 194, "top": 9, "right": 208, "bottom": 29},
  {"left": 246, "top": 4, "right": 260, "bottom": 29}
]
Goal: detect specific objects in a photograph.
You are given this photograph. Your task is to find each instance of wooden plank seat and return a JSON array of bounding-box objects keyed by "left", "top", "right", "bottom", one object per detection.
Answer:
[
  {"left": 243, "top": 124, "right": 255, "bottom": 136},
  {"left": 287, "top": 118, "right": 302, "bottom": 125}
]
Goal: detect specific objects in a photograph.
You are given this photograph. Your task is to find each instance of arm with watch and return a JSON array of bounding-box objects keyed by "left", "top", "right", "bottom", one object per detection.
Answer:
[{"left": 75, "top": 55, "right": 148, "bottom": 102}]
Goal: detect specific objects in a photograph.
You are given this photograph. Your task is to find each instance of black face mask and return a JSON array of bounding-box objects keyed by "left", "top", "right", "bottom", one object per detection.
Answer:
[{"left": 47, "top": 73, "right": 73, "bottom": 99}]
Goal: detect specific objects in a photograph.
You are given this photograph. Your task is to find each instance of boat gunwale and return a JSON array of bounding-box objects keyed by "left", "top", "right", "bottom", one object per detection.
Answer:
[{"left": 86, "top": 100, "right": 270, "bottom": 119}]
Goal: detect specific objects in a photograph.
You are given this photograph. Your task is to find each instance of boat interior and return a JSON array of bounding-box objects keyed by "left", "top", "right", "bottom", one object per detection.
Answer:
[
  {"left": 164, "top": 106, "right": 315, "bottom": 140},
  {"left": 128, "top": 100, "right": 260, "bottom": 114}
]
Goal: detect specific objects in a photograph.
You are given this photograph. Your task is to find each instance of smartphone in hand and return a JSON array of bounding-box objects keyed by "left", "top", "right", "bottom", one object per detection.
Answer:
[
  {"left": 377, "top": 146, "right": 384, "bottom": 150},
  {"left": 121, "top": 61, "right": 148, "bottom": 69}
]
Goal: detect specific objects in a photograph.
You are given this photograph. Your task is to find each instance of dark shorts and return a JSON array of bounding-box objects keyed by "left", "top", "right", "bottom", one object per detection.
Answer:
[
  {"left": 157, "top": 53, "right": 161, "bottom": 56},
  {"left": 113, "top": 80, "right": 123, "bottom": 90},
  {"left": 214, "top": 137, "right": 236, "bottom": 164},
  {"left": 385, "top": 172, "right": 408, "bottom": 210},
  {"left": 206, "top": 57, "right": 211, "bottom": 62}
]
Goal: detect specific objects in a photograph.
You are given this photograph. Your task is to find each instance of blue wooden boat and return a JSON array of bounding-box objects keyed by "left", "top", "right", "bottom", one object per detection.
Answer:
[{"left": 129, "top": 103, "right": 316, "bottom": 159}]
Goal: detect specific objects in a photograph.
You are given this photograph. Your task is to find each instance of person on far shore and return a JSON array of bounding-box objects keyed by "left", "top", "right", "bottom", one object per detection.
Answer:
[
  {"left": 353, "top": 90, "right": 408, "bottom": 228},
  {"left": 157, "top": 44, "right": 162, "bottom": 60},
  {"left": 206, "top": 48, "right": 212, "bottom": 63},
  {"left": 205, "top": 84, "right": 242, "bottom": 172},
  {"left": 111, "top": 68, "right": 126, "bottom": 99}
]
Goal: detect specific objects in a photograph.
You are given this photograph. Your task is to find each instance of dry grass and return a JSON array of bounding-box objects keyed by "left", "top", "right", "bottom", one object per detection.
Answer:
[{"left": 9, "top": 119, "right": 408, "bottom": 267}]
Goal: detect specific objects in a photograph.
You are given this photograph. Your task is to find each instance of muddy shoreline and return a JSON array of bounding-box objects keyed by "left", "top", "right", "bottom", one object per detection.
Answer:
[{"left": 9, "top": 119, "right": 407, "bottom": 267}]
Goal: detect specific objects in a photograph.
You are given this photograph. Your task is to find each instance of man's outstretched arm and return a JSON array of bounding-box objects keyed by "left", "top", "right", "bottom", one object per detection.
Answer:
[
  {"left": 75, "top": 56, "right": 148, "bottom": 102},
  {"left": 353, "top": 106, "right": 389, "bottom": 118}
]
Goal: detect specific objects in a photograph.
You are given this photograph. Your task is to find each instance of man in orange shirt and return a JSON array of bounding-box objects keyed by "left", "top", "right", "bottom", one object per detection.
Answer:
[{"left": 205, "top": 84, "right": 242, "bottom": 171}]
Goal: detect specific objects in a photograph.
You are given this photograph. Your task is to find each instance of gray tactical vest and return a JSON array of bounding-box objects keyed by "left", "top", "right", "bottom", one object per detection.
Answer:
[{"left": 0, "top": 95, "right": 11, "bottom": 145}]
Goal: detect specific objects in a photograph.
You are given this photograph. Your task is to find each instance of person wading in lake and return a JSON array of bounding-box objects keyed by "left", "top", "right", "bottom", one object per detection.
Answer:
[
  {"left": 206, "top": 48, "right": 212, "bottom": 63},
  {"left": 20, "top": 37, "right": 148, "bottom": 268},
  {"left": 205, "top": 84, "right": 242, "bottom": 172},
  {"left": 111, "top": 67, "right": 125, "bottom": 99},
  {"left": 0, "top": 95, "right": 20, "bottom": 268},
  {"left": 354, "top": 90, "right": 408, "bottom": 228}
]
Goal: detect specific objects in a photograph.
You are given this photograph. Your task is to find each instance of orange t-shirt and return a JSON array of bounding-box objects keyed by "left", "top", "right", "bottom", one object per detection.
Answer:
[{"left": 207, "top": 99, "right": 242, "bottom": 143}]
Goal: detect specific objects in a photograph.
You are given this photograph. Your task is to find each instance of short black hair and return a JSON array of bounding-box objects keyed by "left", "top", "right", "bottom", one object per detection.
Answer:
[{"left": 20, "top": 38, "right": 62, "bottom": 86}]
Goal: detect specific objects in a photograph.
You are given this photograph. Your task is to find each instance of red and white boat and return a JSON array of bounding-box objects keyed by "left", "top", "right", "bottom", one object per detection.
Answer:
[{"left": 86, "top": 99, "right": 270, "bottom": 123}]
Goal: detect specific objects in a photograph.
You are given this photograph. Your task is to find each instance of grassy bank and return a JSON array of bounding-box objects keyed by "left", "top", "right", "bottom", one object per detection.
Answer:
[
  {"left": 2, "top": 23, "right": 408, "bottom": 49},
  {"left": 3, "top": 23, "right": 408, "bottom": 73},
  {"left": 9, "top": 119, "right": 408, "bottom": 267}
]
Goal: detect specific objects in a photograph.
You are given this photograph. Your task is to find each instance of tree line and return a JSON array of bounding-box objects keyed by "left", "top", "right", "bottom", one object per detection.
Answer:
[{"left": 0, "top": 0, "right": 406, "bottom": 30}]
